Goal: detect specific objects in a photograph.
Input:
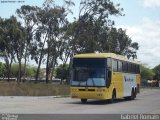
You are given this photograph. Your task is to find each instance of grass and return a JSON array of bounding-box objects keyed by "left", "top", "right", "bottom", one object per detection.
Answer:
[
  {"left": 1, "top": 82, "right": 155, "bottom": 96},
  {"left": 0, "top": 81, "right": 70, "bottom": 96}
]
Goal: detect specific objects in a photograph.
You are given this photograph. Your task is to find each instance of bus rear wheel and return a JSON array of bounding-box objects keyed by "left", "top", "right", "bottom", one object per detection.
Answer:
[
  {"left": 134, "top": 88, "right": 137, "bottom": 99},
  {"left": 130, "top": 89, "right": 135, "bottom": 100},
  {"left": 81, "top": 99, "right": 87, "bottom": 103},
  {"left": 124, "top": 89, "right": 135, "bottom": 100}
]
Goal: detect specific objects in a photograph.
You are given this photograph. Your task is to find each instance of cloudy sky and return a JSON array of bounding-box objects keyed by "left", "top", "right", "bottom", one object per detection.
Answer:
[
  {"left": 0, "top": 0, "right": 160, "bottom": 68},
  {"left": 114, "top": 0, "right": 160, "bottom": 68}
]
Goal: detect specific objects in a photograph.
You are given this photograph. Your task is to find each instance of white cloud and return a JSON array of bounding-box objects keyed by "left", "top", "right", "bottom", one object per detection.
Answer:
[
  {"left": 118, "top": 18, "right": 160, "bottom": 68},
  {"left": 143, "top": 0, "right": 160, "bottom": 7}
]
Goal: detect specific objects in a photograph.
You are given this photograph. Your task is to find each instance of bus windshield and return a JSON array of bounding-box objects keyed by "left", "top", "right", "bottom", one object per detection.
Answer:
[{"left": 71, "top": 58, "right": 106, "bottom": 87}]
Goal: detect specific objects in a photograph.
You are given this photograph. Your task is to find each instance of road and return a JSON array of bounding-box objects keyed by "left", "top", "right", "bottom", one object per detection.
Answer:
[{"left": 0, "top": 88, "right": 160, "bottom": 114}]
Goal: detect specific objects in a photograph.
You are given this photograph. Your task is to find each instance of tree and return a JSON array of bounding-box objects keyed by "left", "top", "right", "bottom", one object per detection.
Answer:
[
  {"left": 56, "top": 64, "right": 69, "bottom": 83},
  {"left": 0, "top": 16, "right": 17, "bottom": 81},
  {"left": 11, "top": 64, "right": 37, "bottom": 79},
  {"left": 0, "top": 16, "right": 26, "bottom": 82},
  {"left": 34, "top": 0, "right": 74, "bottom": 83},
  {"left": 0, "top": 62, "right": 5, "bottom": 77},
  {"left": 63, "top": 0, "right": 138, "bottom": 60},
  {"left": 9, "top": 17, "right": 26, "bottom": 83},
  {"left": 16, "top": 5, "right": 40, "bottom": 82},
  {"left": 74, "top": 0, "right": 123, "bottom": 53},
  {"left": 11, "top": 64, "right": 22, "bottom": 78},
  {"left": 141, "top": 64, "right": 155, "bottom": 80},
  {"left": 26, "top": 66, "right": 37, "bottom": 78},
  {"left": 153, "top": 64, "right": 160, "bottom": 80},
  {"left": 100, "top": 28, "right": 139, "bottom": 58}
]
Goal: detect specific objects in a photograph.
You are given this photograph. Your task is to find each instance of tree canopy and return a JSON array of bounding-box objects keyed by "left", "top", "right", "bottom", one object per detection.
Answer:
[
  {"left": 0, "top": 0, "right": 147, "bottom": 83},
  {"left": 140, "top": 64, "right": 155, "bottom": 80},
  {"left": 153, "top": 64, "right": 160, "bottom": 80}
]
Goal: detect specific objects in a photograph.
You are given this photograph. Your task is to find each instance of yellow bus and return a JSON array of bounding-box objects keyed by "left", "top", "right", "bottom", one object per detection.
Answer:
[{"left": 70, "top": 53, "right": 141, "bottom": 103}]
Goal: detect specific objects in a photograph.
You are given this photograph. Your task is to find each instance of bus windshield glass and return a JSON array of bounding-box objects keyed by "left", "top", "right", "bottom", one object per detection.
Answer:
[{"left": 71, "top": 58, "right": 106, "bottom": 87}]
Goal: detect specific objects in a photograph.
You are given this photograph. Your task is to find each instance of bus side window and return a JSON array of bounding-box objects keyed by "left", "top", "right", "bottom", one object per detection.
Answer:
[
  {"left": 131, "top": 63, "right": 133, "bottom": 73},
  {"left": 126, "top": 62, "right": 128, "bottom": 72},
  {"left": 136, "top": 65, "right": 140, "bottom": 73},
  {"left": 107, "top": 58, "right": 112, "bottom": 70},
  {"left": 118, "top": 61, "right": 122, "bottom": 72},
  {"left": 122, "top": 62, "right": 124, "bottom": 72},
  {"left": 128, "top": 63, "right": 131, "bottom": 73},
  {"left": 133, "top": 64, "right": 136, "bottom": 73},
  {"left": 122, "top": 62, "right": 126, "bottom": 72},
  {"left": 113, "top": 59, "right": 118, "bottom": 72}
]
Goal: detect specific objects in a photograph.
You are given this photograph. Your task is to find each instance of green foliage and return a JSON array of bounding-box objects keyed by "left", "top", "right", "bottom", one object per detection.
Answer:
[
  {"left": 11, "top": 64, "right": 37, "bottom": 78},
  {"left": 0, "top": 1, "right": 140, "bottom": 83},
  {"left": 140, "top": 64, "right": 155, "bottom": 80},
  {"left": 63, "top": 0, "right": 138, "bottom": 59},
  {"left": 33, "top": 0, "right": 74, "bottom": 83},
  {"left": 0, "top": 62, "right": 5, "bottom": 77},
  {"left": 0, "top": 16, "right": 25, "bottom": 81},
  {"left": 99, "top": 28, "right": 138, "bottom": 57},
  {"left": 26, "top": 66, "right": 37, "bottom": 78},
  {"left": 56, "top": 64, "right": 69, "bottom": 80},
  {"left": 153, "top": 64, "right": 160, "bottom": 80}
]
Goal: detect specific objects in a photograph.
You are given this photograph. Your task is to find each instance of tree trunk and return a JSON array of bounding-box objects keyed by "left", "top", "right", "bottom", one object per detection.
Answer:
[
  {"left": 35, "top": 38, "right": 46, "bottom": 83},
  {"left": 18, "top": 60, "right": 22, "bottom": 83},
  {"left": 8, "top": 59, "right": 13, "bottom": 82},
  {"left": 5, "top": 55, "right": 10, "bottom": 82},
  {"left": 23, "top": 51, "right": 27, "bottom": 83},
  {"left": 35, "top": 53, "right": 43, "bottom": 83},
  {"left": 7, "top": 66, "right": 10, "bottom": 82},
  {"left": 45, "top": 66, "right": 49, "bottom": 84},
  {"left": 50, "top": 59, "right": 57, "bottom": 81},
  {"left": 45, "top": 47, "right": 50, "bottom": 84}
]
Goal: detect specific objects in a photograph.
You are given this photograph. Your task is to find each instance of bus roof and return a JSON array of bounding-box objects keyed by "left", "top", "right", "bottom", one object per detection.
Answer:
[{"left": 74, "top": 53, "right": 140, "bottom": 64}]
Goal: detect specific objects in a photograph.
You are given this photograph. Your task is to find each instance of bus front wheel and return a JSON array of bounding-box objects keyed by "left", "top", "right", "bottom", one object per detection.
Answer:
[
  {"left": 109, "top": 91, "right": 116, "bottom": 103},
  {"left": 81, "top": 99, "right": 87, "bottom": 103}
]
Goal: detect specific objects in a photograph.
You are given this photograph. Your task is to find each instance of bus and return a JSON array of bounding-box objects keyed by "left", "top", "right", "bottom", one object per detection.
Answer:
[{"left": 70, "top": 53, "right": 141, "bottom": 103}]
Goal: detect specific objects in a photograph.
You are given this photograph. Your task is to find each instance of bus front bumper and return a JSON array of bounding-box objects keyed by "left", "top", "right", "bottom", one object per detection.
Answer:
[{"left": 70, "top": 87, "right": 109, "bottom": 100}]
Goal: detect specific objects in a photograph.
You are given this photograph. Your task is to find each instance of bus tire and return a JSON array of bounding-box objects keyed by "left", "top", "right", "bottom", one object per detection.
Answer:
[
  {"left": 130, "top": 89, "right": 135, "bottom": 100},
  {"left": 109, "top": 90, "right": 116, "bottom": 103},
  {"left": 81, "top": 99, "right": 87, "bottom": 103},
  {"left": 134, "top": 88, "right": 137, "bottom": 99}
]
